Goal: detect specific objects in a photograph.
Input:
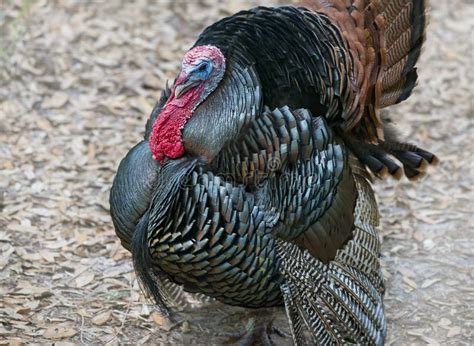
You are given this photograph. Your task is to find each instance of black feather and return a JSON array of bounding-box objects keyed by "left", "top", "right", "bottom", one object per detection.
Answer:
[{"left": 132, "top": 209, "right": 172, "bottom": 319}]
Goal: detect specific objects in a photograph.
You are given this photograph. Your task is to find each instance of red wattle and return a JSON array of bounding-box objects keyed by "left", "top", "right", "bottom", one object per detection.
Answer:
[{"left": 149, "top": 87, "right": 202, "bottom": 162}]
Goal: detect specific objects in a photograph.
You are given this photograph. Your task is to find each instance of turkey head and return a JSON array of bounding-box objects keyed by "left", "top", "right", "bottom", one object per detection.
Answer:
[
  {"left": 149, "top": 45, "right": 225, "bottom": 162},
  {"left": 149, "top": 45, "right": 261, "bottom": 164}
]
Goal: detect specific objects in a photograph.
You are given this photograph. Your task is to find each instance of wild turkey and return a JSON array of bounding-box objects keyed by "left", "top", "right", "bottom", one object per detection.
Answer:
[{"left": 110, "top": 0, "right": 437, "bottom": 344}]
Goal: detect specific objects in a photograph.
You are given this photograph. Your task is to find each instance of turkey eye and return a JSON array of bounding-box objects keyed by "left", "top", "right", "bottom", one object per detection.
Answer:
[{"left": 198, "top": 63, "right": 207, "bottom": 72}]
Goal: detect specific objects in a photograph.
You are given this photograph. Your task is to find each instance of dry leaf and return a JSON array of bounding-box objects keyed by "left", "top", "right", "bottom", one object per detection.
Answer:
[
  {"left": 15, "top": 285, "right": 49, "bottom": 297},
  {"left": 413, "top": 231, "right": 424, "bottom": 242},
  {"left": 151, "top": 312, "right": 172, "bottom": 331},
  {"left": 421, "top": 279, "right": 440, "bottom": 289},
  {"left": 39, "top": 250, "right": 56, "bottom": 263},
  {"left": 140, "top": 304, "right": 151, "bottom": 317},
  {"left": 138, "top": 335, "right": 151, "bottom": 344},
  {"left": 438, "top": 318, "right": 452, "bottom": 327},
  {"left": 402, "top": 276, "right": 418, "bottom": 289},
  {"left": 42, "top": 92, "right": 69, "bottom": 109},
  {"left": 0, "top": 258, "right": 8, "bottom": 271},
  {"left": 43, "top": 325, "right": 77, "bottom": 339},
  {"left": 16, "top": 300, "right": 40, "bottom": 315},
  {"left": 92, "top": 310, "right": 112, "bottom": 326},
  {"left": 75, "top": 272, "right": 95, "bottom": 288},
  {"left": 8, "top": 339, "right": 22, "bottom": 346},
  {"left": 76, "top": 309, "right": 91, "bottom": 318},
  {"left": 26, "top": 300, "right": 40, "bottom": 310},
  {"left": 447, "top": 326, "right": 461, "bottom": 338}
]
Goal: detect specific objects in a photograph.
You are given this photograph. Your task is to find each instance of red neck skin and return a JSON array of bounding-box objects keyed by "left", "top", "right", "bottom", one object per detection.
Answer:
[{"left": 149, "top": 84, "right": 204, "bottom": 162}]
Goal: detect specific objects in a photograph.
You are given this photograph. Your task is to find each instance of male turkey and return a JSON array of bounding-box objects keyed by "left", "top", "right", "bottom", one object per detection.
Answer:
[{"left": 110, "top": 0, "right": 437, "bottom": 344}]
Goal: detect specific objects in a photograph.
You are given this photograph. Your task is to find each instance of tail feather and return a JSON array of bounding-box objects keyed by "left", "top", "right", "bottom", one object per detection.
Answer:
[
  {"left": 385, "top": 8, "right": 413, "bottom": 57},
  {"left": 336, "top": 242, "right": 385, "bottom": 294},
  {"left": 329, "top": 266, "right": 382, "bottom": 322},
  {"left": 385, "top": 30, "right": 421, "bottom": 75},
  {"left": 299, "top": 0, "right": 436, "bottom": 179},
  {"left": 379, "top": 0, "right": 428, "bottom": 106},
  {"left": 301, "top": 0, "right": 429, "bottom": 125},
  {"left": 380, "top": 53, "right": 419, "bottom": 95},
  {"left": 380, "top": 68, "right": 419, "bottom": 106}
]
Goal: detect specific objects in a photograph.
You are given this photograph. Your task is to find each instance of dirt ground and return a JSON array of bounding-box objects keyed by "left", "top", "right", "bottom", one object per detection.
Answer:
[{"left": 1, "top": 0, "right": 473, "bottom": 344}]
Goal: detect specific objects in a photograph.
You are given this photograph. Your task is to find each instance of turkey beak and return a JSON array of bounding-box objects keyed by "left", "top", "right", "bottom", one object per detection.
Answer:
[{"left": 174, "top": 78, "right": 200, "bottom": 99}]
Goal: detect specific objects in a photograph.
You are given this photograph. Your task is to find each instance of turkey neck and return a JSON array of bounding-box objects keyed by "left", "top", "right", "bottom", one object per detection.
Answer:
[{"left": 182, "top": 55, "right": 262, "bottom": 162}]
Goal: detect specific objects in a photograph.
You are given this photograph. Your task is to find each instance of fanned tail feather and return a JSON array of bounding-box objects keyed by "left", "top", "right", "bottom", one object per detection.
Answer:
[
  {"left": 369, "top": 0, "right": 436, "bottom": 180},
  {"left": 378, "top": 0, "right": 428, "bottom": 106},
  {"left": 299, "top": 0, "right": 437, "bottom": 180}
]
